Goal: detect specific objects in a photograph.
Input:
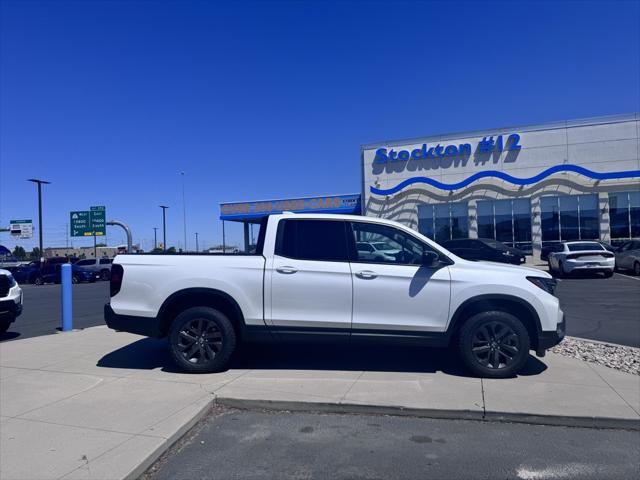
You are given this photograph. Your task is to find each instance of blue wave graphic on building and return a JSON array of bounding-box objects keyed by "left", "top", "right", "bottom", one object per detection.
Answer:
[{"left": 369, "top": 164, "right": 640, "bottom": 195}]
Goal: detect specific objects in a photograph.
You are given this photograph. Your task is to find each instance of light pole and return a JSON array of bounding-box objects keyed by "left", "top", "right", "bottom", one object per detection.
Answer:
[
  {"left": 153, "top": 227, "right": 158, "bottom": 250},
  {"left": 159, "top": 206, "right": 168, "bottom": 252},
  {"left": 180, "top": 172, "right": 187, "bottom": 251},
  {"left": 28, "top": 178, "right": 50, "bottom": 262},
  {"left": 195, "top": 232, "right": 199, "bottom": 252}
]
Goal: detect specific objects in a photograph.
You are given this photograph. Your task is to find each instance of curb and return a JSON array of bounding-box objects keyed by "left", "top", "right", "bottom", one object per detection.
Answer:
[
  {"left": 126, "top": 397, "right": 215, "bottom": 480},
  {"left": 214, "top": 397, "right": 640, "bottom": 431}
]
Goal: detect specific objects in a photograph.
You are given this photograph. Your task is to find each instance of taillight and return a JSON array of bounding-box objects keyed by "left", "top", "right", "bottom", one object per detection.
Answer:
[{"left": 110, "top": 264, "right": 124, "bottom": 297}]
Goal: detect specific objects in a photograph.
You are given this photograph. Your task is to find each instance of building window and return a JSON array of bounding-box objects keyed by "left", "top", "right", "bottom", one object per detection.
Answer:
[
  {"left": 610, "top": 191, "right": 640, "bottom": 240},
  {"left": 540, "top": 194, "right": 599, "bottom": 243},
  {"left": 476, "top": 198, "right": 532, "bottom": 252},
  {"left": 418, "top": 202, "right": 468, "bottom": 243}
]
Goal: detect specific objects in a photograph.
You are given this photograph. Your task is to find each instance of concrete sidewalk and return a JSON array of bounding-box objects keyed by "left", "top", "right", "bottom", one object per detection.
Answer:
[{"left": 1, "top": 327, "right": 638, "bottom": 480}]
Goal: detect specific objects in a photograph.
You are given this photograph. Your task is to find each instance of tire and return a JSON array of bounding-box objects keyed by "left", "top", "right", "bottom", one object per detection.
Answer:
[
  {"left": 634, "top": 262, "right": 640, "bottom": 276},
  {"left": 100, "top": 270, "right": 111, "bottom": 281},
  {"left": 559, "top": 261, "right": 568, "bottom": 278},
  {"left": 458, "top": 311, "right": 531, "bottom": 378},
  {"left": 72, "top": 276, "right": 79, "bottom": 284},
  {"left": 0, "top": 318, "right": 12, "bottom": 334},
  {"left": 604, "top": 270, "right": 613, "bottom": 278},
  {"left": 168, "top": 306, "right": 237, "bottom": 373},
  {"left": 34, "top": 276, "right": 43, "bottom": 286}
]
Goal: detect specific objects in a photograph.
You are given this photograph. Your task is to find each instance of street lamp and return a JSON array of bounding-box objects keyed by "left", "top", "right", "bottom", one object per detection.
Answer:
[
  {"left": 159, "top": 206, "right": 169, "bottom": 252},
  {"left": 28, "top": 178, "right": 50, "bottom": 262},
  {"left": 153, "top": 227, "right": 158, "bottom": 250},
  {"left": 195, "top": 232, "right": 199, "bottom": 253},
  {"left": 180, "top": 172, "right": 187, "bottom": 251}
]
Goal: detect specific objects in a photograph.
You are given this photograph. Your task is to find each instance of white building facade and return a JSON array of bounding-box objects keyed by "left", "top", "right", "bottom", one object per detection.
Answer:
[{"left": 361, "top": 113, "right": 640, "bottom": 259}]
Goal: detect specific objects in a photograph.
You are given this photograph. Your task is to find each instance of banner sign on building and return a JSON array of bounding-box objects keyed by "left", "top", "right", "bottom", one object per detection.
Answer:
[
  {"left": 10, "top": 220, "right": 33, "bottom": 239},
  {"left": 70, "top": 206, "right": 106, "bottom": 237},
  {"left": 220, "top": 194, "right": 361, "bottom": 221}
]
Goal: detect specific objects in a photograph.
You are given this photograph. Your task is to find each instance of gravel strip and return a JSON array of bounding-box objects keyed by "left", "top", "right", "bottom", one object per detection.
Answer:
[{"left": 551, "top": 336, "right": 640, "bottom": 376}]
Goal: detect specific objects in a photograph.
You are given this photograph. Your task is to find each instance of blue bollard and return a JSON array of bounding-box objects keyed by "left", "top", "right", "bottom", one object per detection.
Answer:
[{"left": 61, "top": 263, "right": 73, "bottom": 332}]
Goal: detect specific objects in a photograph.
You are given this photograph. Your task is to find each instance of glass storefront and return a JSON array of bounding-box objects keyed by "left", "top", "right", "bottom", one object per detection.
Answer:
[
  {"left": 540, "top": 194, "right": 599, "bottom": 245},
  {"left": 477, "top": 199, "right": 532, "bottom": 252},
  {"left": 418, "top": 202, "right": 468, "bottom": 243},
  {"left": 610, "top": 191, "right": 640, "bottom": 241}
]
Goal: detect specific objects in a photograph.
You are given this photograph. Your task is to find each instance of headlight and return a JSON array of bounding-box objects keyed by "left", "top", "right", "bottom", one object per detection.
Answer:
[{"left": 527, "top": 276, "right": 557, "bottom": 295}]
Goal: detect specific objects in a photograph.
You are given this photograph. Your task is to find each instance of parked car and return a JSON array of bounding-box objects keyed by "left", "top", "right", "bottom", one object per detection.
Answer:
[
  {"left": 614, "top": 240, "right": 640, "bottom": 275},
  {"left": 548, "top": 241, "right": 615, "bottom": 277},
  {"left": 355, "top": 241, "right": 401, "bottom": 261},
  {"left": 441, "top": 238, "right": 526, "bottom": 265},
  {"left": 12, "top": 261, "right": 42, "bottom": 284},
  {"left": 0, "top": 269, "right": 23, "bottom": 334},
  {"left": 106, "top": 213, "right": 564, "bottom": 379},
  {"left": 74, "top": 258, "right": 113, "bottom": 280},
  {"left": 34, "top": 263, "right": 98, "bottom": 285}
]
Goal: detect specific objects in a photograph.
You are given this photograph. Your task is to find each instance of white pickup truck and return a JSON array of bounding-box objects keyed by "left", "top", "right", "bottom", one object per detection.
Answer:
[{"left": 105, "top": 213, "right": 565, "bottom": 378}]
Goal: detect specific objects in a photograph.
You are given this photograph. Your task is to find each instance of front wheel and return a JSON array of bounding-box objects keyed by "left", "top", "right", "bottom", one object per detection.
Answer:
[
  {"left": 458, "top": 311, "right": 530, "bottom": 378},
  {"left": 634, "top": 262, "right": 640, "bottom": 276},
  {"left": 34, "top": 276, "right": 43, "bottom": 286},
  {"left": 168, "top": 306, "right": 237, "bottom": 373}
]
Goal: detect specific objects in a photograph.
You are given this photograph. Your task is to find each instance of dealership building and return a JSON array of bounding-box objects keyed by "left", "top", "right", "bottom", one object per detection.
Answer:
[{"left": 361, "top": 113, "right": 640, "bottom": 259}]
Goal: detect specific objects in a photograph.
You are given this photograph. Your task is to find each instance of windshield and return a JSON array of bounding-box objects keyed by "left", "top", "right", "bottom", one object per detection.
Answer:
[{"left": 567, "top": 242, "right": 604, "bottom": 252}]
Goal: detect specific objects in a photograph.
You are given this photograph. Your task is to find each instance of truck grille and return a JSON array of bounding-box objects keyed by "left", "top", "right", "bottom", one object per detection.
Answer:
[{"left": 0, "top": 275, "right": 10, "bottom": 297}]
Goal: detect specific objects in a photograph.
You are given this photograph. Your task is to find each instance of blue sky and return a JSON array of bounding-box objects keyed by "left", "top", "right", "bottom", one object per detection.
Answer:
[{"left": 1, "top": 0, "right": 638, "bottom": 251}]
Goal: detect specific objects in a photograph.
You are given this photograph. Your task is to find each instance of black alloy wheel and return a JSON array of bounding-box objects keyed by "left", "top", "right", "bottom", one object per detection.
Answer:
[
  {"left": 177, "top": 318, "right": 223, "bottom": 365},
  {"left": 470, "top": 321, "right": 520, "bottom": 370},
  {"left": 634, "top": 262, "right": 640, "bottom": 276},
  {"left": 168, "top": 306, "right": 236, "bottom": 373},
  {"left": 459, "top": 311, "right": 530, "bottom": 378}
]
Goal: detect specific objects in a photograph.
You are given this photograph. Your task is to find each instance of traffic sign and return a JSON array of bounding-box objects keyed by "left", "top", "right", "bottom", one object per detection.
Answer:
[
  {"left": 70, "top": 211, "right": 92, "bottom": 236},
  {"left": 10, "top": 219, "right": 33, "bottom": 239},
  {"left": 90, "top": 206, "right": 106, "bottom": 236},
  {"left": 70, "top": 207, "right": 107, "bottom": 237}
]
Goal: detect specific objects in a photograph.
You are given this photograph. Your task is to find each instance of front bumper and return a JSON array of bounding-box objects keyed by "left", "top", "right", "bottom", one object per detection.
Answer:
[
  {"left": 0, "top": 298, "right": 22, "bottom": 322},
  {"left": 538, "top": 313, "right": 566, "bottom": 351},
  {"left": 104, "top": 304, "right": 162, "bottom": 337}
]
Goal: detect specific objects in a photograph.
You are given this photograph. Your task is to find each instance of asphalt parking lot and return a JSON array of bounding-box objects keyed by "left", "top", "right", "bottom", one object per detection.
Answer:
[
  {"left": 144, "top": 408, "right": 640, "bottom": 480},
  {"left": 2, "top": 272, "right": 638, "bottom": 347}
]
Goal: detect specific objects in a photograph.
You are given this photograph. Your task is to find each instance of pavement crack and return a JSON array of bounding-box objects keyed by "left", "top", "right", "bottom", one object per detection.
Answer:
[{"left": 339, "top": 371, "right": 365, "bottom": 404}]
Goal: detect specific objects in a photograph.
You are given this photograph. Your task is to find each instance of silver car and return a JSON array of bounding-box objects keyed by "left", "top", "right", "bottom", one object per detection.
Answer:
[
  {"left": 614, "top": 240, "right": 640, "bottom": 276},
  {"left": 548, "top": 241, "right": 615, "bottom": 277},
  {"left": 74, "top": 258, "right": 113, "bottom": 280}
]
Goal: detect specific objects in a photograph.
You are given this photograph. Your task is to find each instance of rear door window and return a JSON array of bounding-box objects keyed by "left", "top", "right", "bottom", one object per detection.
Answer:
[{"left": 276, "top": 219, "right": 348, "bottom": 262}]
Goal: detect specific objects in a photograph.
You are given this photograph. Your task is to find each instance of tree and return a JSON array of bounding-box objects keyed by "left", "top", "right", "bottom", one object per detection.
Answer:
[
  {"left": 29, "top": 247, "right": 41, "bottom": 261},
  {"left": 150, "top": 247, "right": 163, "bottom": 254},
  {"left": 166, "top": 246, "right": 177, "bottom": 254},
  {"left": 12, "top": 246, "right": 26, "bottom": 261}
]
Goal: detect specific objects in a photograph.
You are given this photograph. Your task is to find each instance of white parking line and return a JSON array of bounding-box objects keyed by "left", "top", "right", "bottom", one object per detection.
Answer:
[{"left": 614, "top": 272, "right": 640, "bottom": 281}]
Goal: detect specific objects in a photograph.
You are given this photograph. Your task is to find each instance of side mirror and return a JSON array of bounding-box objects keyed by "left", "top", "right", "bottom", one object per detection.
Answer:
[{"left": 422, "top": 251, "right": 440, "bottom": 268}]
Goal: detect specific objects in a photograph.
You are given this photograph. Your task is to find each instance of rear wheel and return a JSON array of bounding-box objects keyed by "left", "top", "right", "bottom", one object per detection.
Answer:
[
  {"left": 634, "top": 262, "right": 640, "bottom": 276},
  {"left": 168, "top": 306, "right": 236, "bottom": 373},
  {"left": 458, "top": 311, "right": 530, "bottom": 378},
  {"left": 604, "top": 270, "right": 613, "bottom": 278},
  {"left": 100, "top": 269, "right": 111, "bottom": 281},
  {"left": 34, "top": 276, "right": 43, "bottom": 285}
]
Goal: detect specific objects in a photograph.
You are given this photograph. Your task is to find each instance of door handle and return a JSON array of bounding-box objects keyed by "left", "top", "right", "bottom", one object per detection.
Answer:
[
  {"left": 276, "top": 266, "right": 298, "bottom": 274},
  {"left": 355, "top": 270, "right": 378, "bottom": 279}
]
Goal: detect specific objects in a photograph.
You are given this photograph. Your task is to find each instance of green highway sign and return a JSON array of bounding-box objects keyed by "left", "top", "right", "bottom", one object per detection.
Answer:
[
  {"left": 70, "top": 206, "right": 106, "bottom": 237},
  {"left": 70, "top": 211, "right": 92, "bottom": 236},
  {"left": 90, "top": 206, "right": 106, "bottom": 236}
]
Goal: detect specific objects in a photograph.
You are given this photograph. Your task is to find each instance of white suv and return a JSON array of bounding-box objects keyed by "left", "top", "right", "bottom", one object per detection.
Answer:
[{"left": 0, "top": 269, "right": 23, "bottom": 334}]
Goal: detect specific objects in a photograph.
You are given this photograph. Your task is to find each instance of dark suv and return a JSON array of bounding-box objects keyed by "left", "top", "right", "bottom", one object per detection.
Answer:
[{"left": 441, "top": 238, "right": 527, "bottom": 265}]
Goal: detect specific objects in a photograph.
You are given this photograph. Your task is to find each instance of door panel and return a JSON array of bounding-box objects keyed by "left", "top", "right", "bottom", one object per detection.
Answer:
[
  {"left": 351, "top": 263, "right": 451, "bottom": 332},
  {"left": 268, "top": 256, "right": 352, "bottom": 332}
]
